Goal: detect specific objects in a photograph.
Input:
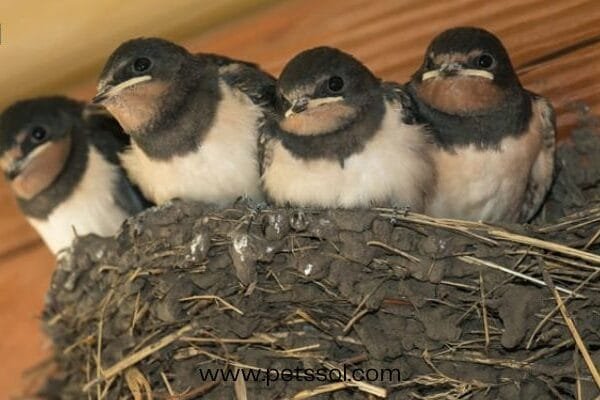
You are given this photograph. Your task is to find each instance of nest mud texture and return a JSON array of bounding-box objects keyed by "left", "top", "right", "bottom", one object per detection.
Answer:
[{"left": 42, "top": 128, "right": 600, "bottom": 400}]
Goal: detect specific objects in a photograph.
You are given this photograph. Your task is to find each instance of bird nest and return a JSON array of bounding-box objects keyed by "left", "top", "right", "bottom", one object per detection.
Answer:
[{"left": 40, "top": 125, "right": 600, "bottom": 399}]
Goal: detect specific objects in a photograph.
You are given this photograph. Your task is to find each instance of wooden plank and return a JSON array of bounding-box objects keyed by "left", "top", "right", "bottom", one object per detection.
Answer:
[
  {"left": 0, "top": 188, "right": 42, "bottom": 257},
  {"left": 0, "top": 0, "right": 277, "bottom": 110},
  {"left": 0, "top": 246, "right": 54, "bottom": 397}
]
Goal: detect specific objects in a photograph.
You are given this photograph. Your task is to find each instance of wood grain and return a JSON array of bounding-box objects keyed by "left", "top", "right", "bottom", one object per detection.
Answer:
[
  {"left": 1, "top": 0, "right": 600, "bottom": 395},
  {"left": 0, "top": 246, "right": 54, "bottom": 397},
  {"left": 0, "top": 0, "right": 277, "bottom": 110}
]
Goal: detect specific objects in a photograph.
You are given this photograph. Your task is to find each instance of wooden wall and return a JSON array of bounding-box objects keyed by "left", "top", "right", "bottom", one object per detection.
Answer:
[{"left": 1, "top": 0, "right": 600, "bottom": 396}]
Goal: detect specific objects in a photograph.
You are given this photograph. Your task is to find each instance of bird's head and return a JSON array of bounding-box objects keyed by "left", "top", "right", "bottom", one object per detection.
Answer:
[
  {"left": 277, "top": 46, "right": 381, "bottom": 136},
  {"left": 0, "top": 97, "right": 82, "bottom": 200},
  {"left": 411, "top": 27, "right": 521, "bottom": 115}
]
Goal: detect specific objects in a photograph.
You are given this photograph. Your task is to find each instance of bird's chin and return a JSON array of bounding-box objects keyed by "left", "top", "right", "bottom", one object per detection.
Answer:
[
  {"left": 101, "top": 81, "right": 168, "bottom": 134},
  {"left": 101, "top": 93, "right": 156, "bottom": 135},
  {"left": 415, "top": 76, "right": 505, "bottom": 115},
  {"left": 279, "top": 103, "right": 357, "bottom": 136},
  {"left": 10, "top": 138, "right": 71, "bottom": 200}
]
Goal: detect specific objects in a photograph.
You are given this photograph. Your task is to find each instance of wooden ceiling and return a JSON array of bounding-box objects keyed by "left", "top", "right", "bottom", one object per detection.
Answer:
[
  {"left": 0, "top": 0, "right": 276, "bottom": 109},
  {"left": 2, "top": 0, "right": 600, "bottom": 396}
]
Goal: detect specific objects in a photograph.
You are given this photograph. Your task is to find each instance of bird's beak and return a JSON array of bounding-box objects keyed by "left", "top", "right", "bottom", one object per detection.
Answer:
[
  {"left": 93, "top": 75, "right": 152, "bottom": 104},
  {"left": 4, "top": 158, "right": 24, "bottom": 181},
  {"left": 1, "top": 142, "right": 52, "bottom": 180},
  {"left": 284, "top": 96, "right": 344, "bottom": 118},
  {"left": 422, "top": 63, "right": 494, "bottom": 81},
  {"left": 285, "top": 97, "right": 309, "bottom": 118}
]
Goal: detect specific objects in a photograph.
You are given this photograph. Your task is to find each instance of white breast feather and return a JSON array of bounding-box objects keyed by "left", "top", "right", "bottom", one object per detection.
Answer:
[
  {"left": 28, "top": 146, "right": 132, "bottom": 254},
  {"left": 121, "top": 82, "right": 263, "bottom": 205},
  {"left": 426, "top": 132, "right": 539, "bottom": 222},
  {"left": 263, "top": 103, "right": 431, "bottom": 210}
]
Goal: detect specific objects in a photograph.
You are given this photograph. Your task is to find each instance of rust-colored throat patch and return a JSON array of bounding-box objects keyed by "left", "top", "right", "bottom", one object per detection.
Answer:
[
  {"left": 415, "top": 76, "right": 505, "bottom": 115},
  {"left": 10, "top": 136, "right": 72, "bottom": 200}
]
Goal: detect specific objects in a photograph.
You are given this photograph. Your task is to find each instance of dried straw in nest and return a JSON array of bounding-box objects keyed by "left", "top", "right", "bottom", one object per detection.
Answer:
[{"left": 40, "top": 127, "right": 600, "bottom": 399}]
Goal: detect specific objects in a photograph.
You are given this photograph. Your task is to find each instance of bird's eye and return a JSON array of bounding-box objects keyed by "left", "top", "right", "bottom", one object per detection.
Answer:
[
  {"left": 133, "top": 57, "right": 152, "bottom": 73},
  {"left": 475, "top": 53, "right": 495, "bottom": 69},
  {"left": 30, "top": 127, "right": 47, "bottom": 143},
  {"left": 328, "top": 76, "right": 344, "bottom": 92}
]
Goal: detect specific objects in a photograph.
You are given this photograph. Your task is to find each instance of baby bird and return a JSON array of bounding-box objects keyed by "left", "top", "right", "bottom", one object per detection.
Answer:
[
  {"left": 260, "top": 46, "right": 433, "bottom": 210},
  {"left": 408, "top": 27, "right": 555, "bottom": 222},
  {"left": 0, "top": 97, "right": 146, "bottom": 254},
  {"left": 94, "top": 38, "right": 276, "bottom": 206}
]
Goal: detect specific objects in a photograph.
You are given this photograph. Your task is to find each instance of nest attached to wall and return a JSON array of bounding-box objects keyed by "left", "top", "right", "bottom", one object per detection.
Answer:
[{"left": 40, "top": 125, "right": 600, "bottom": 399}]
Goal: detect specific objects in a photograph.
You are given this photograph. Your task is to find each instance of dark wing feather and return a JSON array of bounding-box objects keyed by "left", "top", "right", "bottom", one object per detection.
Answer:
[
  {"left": 194, "top": 52, "right": 277, "bottom": 110},
  {"left": 112, "top": 173, "right": 150, "bottom": 215},
  {"left": 217, "top": 60, "right": 277, "bottom": 110},
  {"left": 257, "top": 119, "right": 280, "bottom": 204},
  {"left": 83, "top": 105, "right": 130, "bottom": 163},
  {"left": 257, "top": 118, "right": 279, "bottom": 177},
  {"left": 381, "top": 81, "right": 419, "bottom": 125},
  {"left": 519, "top": 93, "right": 556, "bottom": 222}
]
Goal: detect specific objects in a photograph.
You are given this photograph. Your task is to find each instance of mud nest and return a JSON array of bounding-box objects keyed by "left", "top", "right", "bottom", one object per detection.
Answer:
[{"left": 41, "top": 123, "right": 600, "bottom": 399}]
